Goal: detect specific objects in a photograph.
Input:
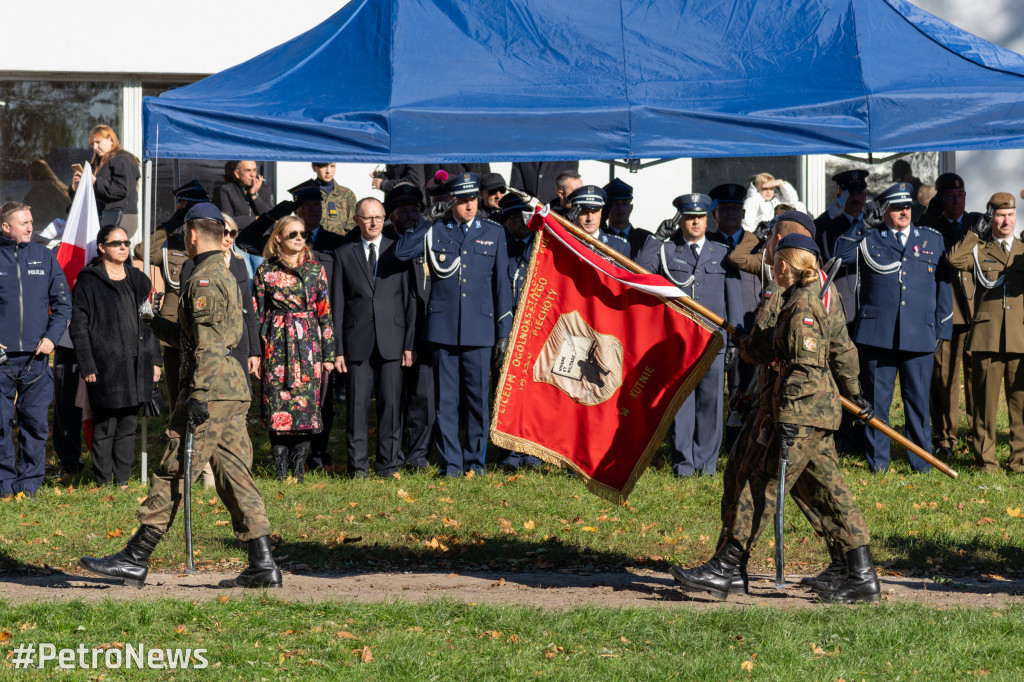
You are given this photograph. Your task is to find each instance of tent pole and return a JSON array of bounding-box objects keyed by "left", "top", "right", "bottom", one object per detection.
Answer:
[{"left": 140, "top": 157, "right": 153, "bottom": 484}]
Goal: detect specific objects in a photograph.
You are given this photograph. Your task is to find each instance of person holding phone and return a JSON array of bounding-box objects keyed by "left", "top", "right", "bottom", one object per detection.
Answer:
[{"left": 70, "top": 125, "right": 140, "bottom": 237}]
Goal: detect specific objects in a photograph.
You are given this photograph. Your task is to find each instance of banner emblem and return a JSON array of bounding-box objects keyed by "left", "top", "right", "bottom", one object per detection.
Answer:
[{"left": 534, "top": 311, "right": 623, "bottom": 406}]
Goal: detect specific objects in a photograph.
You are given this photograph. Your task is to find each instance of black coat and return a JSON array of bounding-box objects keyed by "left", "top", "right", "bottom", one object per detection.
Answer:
[
  {"left": 331, "top": 236, "right": 416, "bottom": 362},
  {"left": 179, "top": 253, "right": 260, "bottom": 371},
  {"left": 213, "top": 181, "right": 274, "bottom": 230},
  {"left": 69, "top": 261, "right": 160, "bottom": 411},
  {"left": 380, "top": 165, "right": 425, "bottom": 194},
  {"left": 68, "top": 151, "right": 140, "bottom": 215},
  {"left": 510, "top": 161, "right": 579, "bottom": 205}
]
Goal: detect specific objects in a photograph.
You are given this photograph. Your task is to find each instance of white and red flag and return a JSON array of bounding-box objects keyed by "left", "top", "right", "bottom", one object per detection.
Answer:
[
  {"left": 490, "top": 208, "right": 723, "bottom": 503},
  {"left": 56, "top": 162, "right": 100, "bottom": 288}
]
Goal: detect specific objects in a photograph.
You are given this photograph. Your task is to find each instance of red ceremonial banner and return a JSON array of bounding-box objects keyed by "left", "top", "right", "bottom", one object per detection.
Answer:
[{"left": 490, "top": 211, "right": 724, "bottom": 503}]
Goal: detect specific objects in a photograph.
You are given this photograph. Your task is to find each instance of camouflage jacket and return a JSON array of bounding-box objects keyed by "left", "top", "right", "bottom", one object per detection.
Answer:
[
  {"left": 148, "top": 251, "right": 249, "bottom": 403},
  {"left": 321, "top": 182, "right": 357, "bottom": 236},
  {"left": 772, "top": 279, "right": 860, "bottom": 429}
]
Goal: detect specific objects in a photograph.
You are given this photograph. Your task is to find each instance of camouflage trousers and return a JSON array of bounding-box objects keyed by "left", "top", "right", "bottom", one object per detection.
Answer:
[
  {"left": 138, "top": 400, "right": 272, "bottom": 541},
  {"left": 725, "top": 425, "right": 870, "bottom": 554}
]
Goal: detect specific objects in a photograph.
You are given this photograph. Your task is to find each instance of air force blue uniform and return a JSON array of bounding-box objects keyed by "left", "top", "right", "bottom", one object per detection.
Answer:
[
  {"left": 0, "top": 236, "right": 72, "bottom": 496},
  {"left": 834, "top": 184, "right": 952, "bottom": 472},
  {"left": 636, "top": 193, "right": 742, "bottom": 476},
  {"left": 394, "top": 174, "right": 513, "bottom": 476}
]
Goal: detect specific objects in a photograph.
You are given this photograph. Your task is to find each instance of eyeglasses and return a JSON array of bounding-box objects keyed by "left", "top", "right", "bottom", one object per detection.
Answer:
[
  {"left": 223, "top": 229, "right": 238, "bottom": 238},
  {"left": 283, "top": 230, "right": 306, "bottom": 240},
  {"left": 357, "top": 215, "right": 385, "bottom": 223},
  {"left": 103, "top": 240, "right": 131, "bottom": 248}
]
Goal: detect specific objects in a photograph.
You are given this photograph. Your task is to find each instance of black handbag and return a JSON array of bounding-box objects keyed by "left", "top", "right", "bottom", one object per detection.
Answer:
[{"left": 99, "top": 208, "right": 124, "bottom": 227}]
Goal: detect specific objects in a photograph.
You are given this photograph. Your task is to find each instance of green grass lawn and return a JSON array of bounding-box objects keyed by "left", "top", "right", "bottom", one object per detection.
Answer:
[{"left": 1, "top": 598, "right": 1021, "bottom": 680}]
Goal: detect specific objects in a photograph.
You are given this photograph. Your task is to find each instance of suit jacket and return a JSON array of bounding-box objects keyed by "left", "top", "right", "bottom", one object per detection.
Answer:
[
  {"left": 213, "top": 181, "right": 274, "bottom": 230},
  {"left": 510, "top": 161, "right": 579, "bottom": 205},
  {"left": 394, "top": 214, "right": 513, "bottom": 347},
  {"left": 380, "top": 165, "right": 425, "bottom": 194},
  {"left": 331, "top": 236, "right": 415, "bottom": 362},
  {"left": 309, "top": 226, "right": 349, "bottom": 285},
  {"left": 946, "top": 231, "right": 1024, "bottom": 354},
  {"left": 835, "top": 221, "right": 952, "bottom": 352},
  {"left": 636, "top": 231, "right": 743, "bottom": 329}
]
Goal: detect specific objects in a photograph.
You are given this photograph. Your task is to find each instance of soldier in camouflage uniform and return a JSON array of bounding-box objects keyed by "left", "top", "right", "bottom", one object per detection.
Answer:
[
  {"left": 310, "top": 163, "right": 357, "bottom": 236},
  {"left": 673, "top": 231, "right": 880, "bottom": 604},
  {"left": 80, "top": 203, "right": 281, "bottom": 590}
]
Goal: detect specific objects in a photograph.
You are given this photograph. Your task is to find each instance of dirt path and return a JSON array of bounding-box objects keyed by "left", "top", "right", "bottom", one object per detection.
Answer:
[{"left": 3, "top": 568, "right": 1023, "bottom": 609}]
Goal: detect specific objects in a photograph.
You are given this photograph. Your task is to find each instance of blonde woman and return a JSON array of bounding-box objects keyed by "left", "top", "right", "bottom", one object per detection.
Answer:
[
  {"left": 70, "top": 125, "right": 140, "bottom": 237},
  {"left": 253, "top": 216, "right": 335, "bottom": 480},
  {"left": 742, "top": 172, "right": 804, "bottom": 232}
]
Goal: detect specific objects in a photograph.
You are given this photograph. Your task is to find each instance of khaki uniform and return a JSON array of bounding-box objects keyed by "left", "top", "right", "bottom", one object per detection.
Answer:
[
  {"left": 321, "top": 182, "right": 357, "bottom": 236},
  {"left": 946, "top": 231, "right": 1024, "bottom": 472},
  {"left": 728, "top": 279, "right": 870, "bottom": 554},
  {"left": 923, "top": 214, "right": 980, "bottom": 450},
  {"left": 139, "top": 252, "right": 271, "bottom": 540}
]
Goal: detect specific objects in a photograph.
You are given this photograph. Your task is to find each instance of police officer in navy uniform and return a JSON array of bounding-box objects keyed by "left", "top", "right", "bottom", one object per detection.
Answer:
[
  {"left": 815, "top": 169, "right": 870, "bottom": 455},
  {"left": 601, "top": 178, "right": 651, "bottom": 260},
  {"left": 834, "top": 183, "right": 952, "bottom": 473},
  {"left": 492, "top": 194, "right": 544, "bottom": 470},
  {"left": 383, "top": 183, "right": 434, "bottom": 470},
  {"left": 0, "top": 201, "right": 72, "bottom": 498},
  {"left": 394, "top": 173, "right": 514, "bottom": 477},
  {"left": 636, "top": 193, "right": 742, "bottom": 476},
  {"left": 566, "top": 185, "right": 631, "bottom": 259},
  {"left": 707, "top": 183, "right": 761, "bottom": 394}
]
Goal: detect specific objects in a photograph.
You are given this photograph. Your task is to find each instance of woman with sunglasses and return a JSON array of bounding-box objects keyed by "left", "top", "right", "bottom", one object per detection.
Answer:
[
  {"left": 69, "top": 225, "right": 162, "bottom": 486},
  {"left": 253, "top": 215, "right": 335, "bottom": 481},
  {"left": 178, "top": 214, "right": 261, "bottom": 488}
]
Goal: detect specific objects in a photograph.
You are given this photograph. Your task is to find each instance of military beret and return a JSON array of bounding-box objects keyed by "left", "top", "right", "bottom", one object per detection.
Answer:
[
  {"left": 672, "top": 192, "right": 712, "bottom": 215},
  {"left": 495, "top": 193, "right": 533, "bottom": 222},
  {"left": 480, "top": 173, "right": 507, "bottom": 192},
  {"left": 288, "top": 180, "right": 323, "bottom": 204},
  {"left": 567, "top": 185, "right": 607, "bottom": 209},
  {"left": 987, "top": 192, "right": 1015, "bottom": 211},
  {"left": 184, "top": 202, "right": 225, "bottom": 225},
  {"left": 172, "top": 179, "right": 210, "bottom": 204},
  {"left": 832, "top": 169, "right": 869, "bottom": 192},
  {"left": 604, "top": 177, "right": 634, "bottom": 201},
  {"left": 935, "top": 173, "right": 965, "bottom": 195},
  {"left": 774, "top": 210, "right": 817, "bottom": 239},
  {"left": 775, "top": 233, "right": 819, "bottom": 257},
  {"left": 708, "top": 184, "right": 745, "bottom": 204},
  {"left": 444, "top": 172, "right": 480, "bottom": 197},
  {"left": 878, "top": 182, "right": 915, "bottom": 208},
  {"left": 384, "top": 183, "right": 424, "bottom": 215}
]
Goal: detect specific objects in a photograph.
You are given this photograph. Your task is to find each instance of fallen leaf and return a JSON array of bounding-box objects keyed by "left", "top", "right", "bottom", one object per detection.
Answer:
[
  {"left": 509, "top": 634, "right": 519, "bottom": 643},
  {"left": 977, "top": 517, "right": 996, "bottom": 525},
  {"left": 523, "top": 520, "right": 536, "bottom": 530},
  {"left": 875, "top": 502, "right": 884, "bottom": 510},
  {"left": 107, "top": 528, "right": 123, "bottom": 538},
  {"left": 52, "top": 530, "right": 64, "bottom": 537},
  {"left": 582, "top": 527, "right": 597, "bottom": 532},
  {"left": 499, "top": 518, "right": 517, "bottom": 535},
  {"left": 810, "top": 642, "right": 839, "bottom": 658},
  {"left": 1007, "top": 507, "right": 1021, "bottom": 518},
  {"left": 349, "top": 502, "right": 359, "bottom": 508},
  {"left": 397, "top": 489, "right": 410, "bottom": 499},
  {"left": 443, "top": 517, "right": 463, "bottom": 529},
  {"left": 175, "top": 625, "right": 187, "bottom": 634},
  {"left": 360, "top": 646, "right": 374, "bottom": 663},
  {"left": 620, "top": 636, "right": 630, "bottom": 643},
  {"left": 741, "top": 660, "right": 754, "bottom": 672},
  {"left": 392, "top": 472, "right": 402, "bottom": 480},
  {"left": 0, "top": 631, "right": 10, "bottom": 642},
  {"left": 215, "top": 520, "right": 230, "bottom": 526},
  {"left": 407, "top": 626, "right": 423, "bottom": 632},
  {"left": 493, "top": 577, "right": 506, "bottom": 587},
  {"left": 218, "top": 596, "right": 229, "bottom": 604},
  {"left": 336, "top": 631, "right": 358, "bottom": 640}
]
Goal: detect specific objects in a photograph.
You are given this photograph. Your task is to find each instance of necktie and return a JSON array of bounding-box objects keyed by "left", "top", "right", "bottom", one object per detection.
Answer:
[
  {"left": 1002, "top": 240, "right": 1010, "bottom": 255},
  {"left": 461, "top": 223, "right": 468, "bottom": 236},
  {"left": 690, "top": 243, "right": 700, "bottom": 260},
  {"left": 368, "top": 242, "right": 377, "bottom": 282},
  {"left": 897, "top": 232, "right": 905, "bottom": 248}
]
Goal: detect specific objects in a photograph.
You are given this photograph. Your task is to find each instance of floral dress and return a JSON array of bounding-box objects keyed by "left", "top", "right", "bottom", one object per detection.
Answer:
[{"left": 254, "top": 256, "right": 335, "bottom": 433}]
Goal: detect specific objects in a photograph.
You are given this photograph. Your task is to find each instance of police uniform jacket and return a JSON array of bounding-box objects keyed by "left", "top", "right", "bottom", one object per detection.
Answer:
[
  {"left": 834, "top": 222, "right": 953, "bottom": 352},
  {"left": 506, "top": 233, "right": 535, "bottom": 306},
  {"left": 814, "top": 211, "right": 862, "bottom": 324},
  {"left": 635, "top": 230, "right": 743, "bottom": 329},
  {"left": 946, "top": 231, "right": 1024, "bottom": 354},
  {"left": 0, "top": 236, "right": 71, "bottom": 352},
  {"left": 394, "top": 214, "right": 514, "bottom": 347},
  {"left": 584, "top": 229, "right": 631, "bottom": 261},
  {"left": 604, "top": 224, "right": 651, "bottom": 261},
  {"left": 709, "top": 229, "right": 762, "bottom": 330}
]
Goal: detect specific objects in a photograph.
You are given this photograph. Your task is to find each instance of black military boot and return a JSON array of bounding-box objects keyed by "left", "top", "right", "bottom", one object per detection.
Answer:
[
  {"left": 730, "top": 554, "right": 750, "bottom": 595},
  {"left": 218, "top": 536, "right": 283, "bottom": 588},
  {"left": 291, "top": 443, "right": 309, "bottom": 483},
  {"left": 271, "top": 445, "right": 289, "bottom": 480},
  {"left": 819, "top": 545, "right": 881, "bottom": 604},
  {"left": 801, "top": 539, "right": 847, "bottom": 592},
  {"left": 79, "top": 525, "right": 164, "bottom": 588},
  {"left": 670, "top": 539, "right": 745, "bottom": 601}
]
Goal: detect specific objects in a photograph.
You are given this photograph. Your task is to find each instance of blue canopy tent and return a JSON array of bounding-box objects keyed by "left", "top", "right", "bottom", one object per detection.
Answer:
[{"left": 142, "top": 0, "right": 1024, "bottom": 163}]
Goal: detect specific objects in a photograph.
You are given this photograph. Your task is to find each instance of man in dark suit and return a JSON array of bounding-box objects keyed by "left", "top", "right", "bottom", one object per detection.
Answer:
[
  {"left": 602, "top": 178, "right": 651, "bottom": 260},
  {"left": 213, "top": 161, "right": 274, "bottom": 230},
  {"left": 383, "top": 184, "right": 434, "bottom": 470},
  {"left": 332, "top": 198, "right": 416, "bottom": 477}
]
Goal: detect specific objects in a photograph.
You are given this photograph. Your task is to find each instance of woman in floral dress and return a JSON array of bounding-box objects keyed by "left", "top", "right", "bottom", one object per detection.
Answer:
[{"left": 254, "top": 216, "right": 335, "bottom": 480}]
